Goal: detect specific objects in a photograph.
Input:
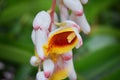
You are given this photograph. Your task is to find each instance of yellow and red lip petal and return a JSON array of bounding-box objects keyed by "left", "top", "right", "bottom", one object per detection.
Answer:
[{"left": 43, "top": 27, "right": 78, "bottom": 56}]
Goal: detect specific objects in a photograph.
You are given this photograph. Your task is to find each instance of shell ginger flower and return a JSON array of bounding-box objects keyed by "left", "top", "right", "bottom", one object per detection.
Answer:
[
  {"left": 43, "top": 23, "right": 82, "bottom": 57},
  {"left": 30, "top": 0, "right": 91, "bottom": 80}
]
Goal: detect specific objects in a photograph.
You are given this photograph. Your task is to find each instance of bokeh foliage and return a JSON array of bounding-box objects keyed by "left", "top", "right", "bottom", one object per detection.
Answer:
[{"left": 0, "top": 0, "right": 120, "bottom": 80}]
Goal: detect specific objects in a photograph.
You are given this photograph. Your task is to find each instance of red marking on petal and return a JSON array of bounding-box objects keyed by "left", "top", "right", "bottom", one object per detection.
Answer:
[
  {"left": 34, "top": 26, "right": 39, "bottom": 30},
  {"left": 44, "top": 72, "right": 50, "bottom": 78},
  {"left": 62, "top": 55, "right": 72, "bottom": 61},
  {"left": 72, "top": 24, "right": 80, "bottom": 31},
  {"left": 49, "top": 31, "right": 77, "bottom": 47},
  {"left": 74, "top": 10, "right": 83, "bottom": 16},
  {"left": 33, "top": 26, "right": 43, "bottom": 31}
]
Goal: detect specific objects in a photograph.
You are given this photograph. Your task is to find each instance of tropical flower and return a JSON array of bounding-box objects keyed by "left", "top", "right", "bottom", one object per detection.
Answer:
[
  {"left": 43, "top": 21, "right": 82, "bottom": 57},
  {"left": 32, "top": 11, "right": 51, "bottom": 60},
  {"left": 30, "top": 0, "right": 90, "bottom": 80}
]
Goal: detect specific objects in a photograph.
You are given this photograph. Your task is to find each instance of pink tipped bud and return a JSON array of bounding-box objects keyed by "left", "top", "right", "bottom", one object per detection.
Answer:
[
  {"left": 43, "top": 59, "right": 54, "bottom": 78},
  {"left": 30, "top": 56, "right": 39, "bottom": 66},
  {"left": 36, "top": 71, "right": 48, "bottom": 80},
  {"left": 33, "top": 11, "right": 51, "bottom": 30},
  {"left": 44, "top": 72, "right": 51, "bottom": 78},
  {"left": 74, "top": 10, "right": 83, "bottom": 16},
  {"left": 76, "top": 14, "right": 91, "bottom": 34},
  {"left": 63, "top": 0, "right": 83, "bottom": 15}
]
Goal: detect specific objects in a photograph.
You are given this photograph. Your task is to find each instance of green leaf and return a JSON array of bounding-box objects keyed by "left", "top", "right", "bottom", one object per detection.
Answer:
[
  {"left": 74, "top": 44, "right": 120, "bottom": 73},
  {"left": 84, "top": 0, "right": 118, "bottom": 23},
  {"left": 0, "top": 0, "right": 52, "bottom": 24},
  {"left": 14, "top": 65, "right": 33, "bottom": 80},
  {"left": 0, "top": 43, "right": 32, "bottom": 64}
]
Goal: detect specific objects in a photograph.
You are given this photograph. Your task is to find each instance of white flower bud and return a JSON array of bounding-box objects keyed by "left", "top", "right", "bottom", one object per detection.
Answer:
[
  {"left": 63, "top": 0, "right": 83, "bottom": 16},
  {"left": 51, "top": 12, "right": 58, "bottom": 31},
  {"left": 43, "top": 59, "right": 54, "bottom": 78},
  {"left": 62, "top": 52, "right": 77, "bottom": 80},
  {"left": 58, "top": 1, "right": 69, "bottom": 21},
  {"left": 30, "top": 56, "right": 39, "bottom": 66},
  {"left": 36, "top": 71, "right": 48, "bottom": 80},
  {"left": 76, "top": 14, "right": 91, "bottom": 34},
  {"left": 33, "top": 11, "right": 51, "bottom": 30},
  {"left": 35, "top": 29, "right": 48, "bottom": 60}
]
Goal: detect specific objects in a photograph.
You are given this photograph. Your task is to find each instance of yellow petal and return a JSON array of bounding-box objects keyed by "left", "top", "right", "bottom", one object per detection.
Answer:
[
  {"left": 49, "top": 68, "right": 69, "bottom": 80},
  {"left": 43, "top": 27, "right": 78, "bottom": 56}
]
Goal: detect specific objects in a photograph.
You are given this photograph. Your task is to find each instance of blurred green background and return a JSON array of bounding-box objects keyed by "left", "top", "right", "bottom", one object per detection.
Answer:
[{"left": 0, "top": 0, "right": 120, "bottom": 80}]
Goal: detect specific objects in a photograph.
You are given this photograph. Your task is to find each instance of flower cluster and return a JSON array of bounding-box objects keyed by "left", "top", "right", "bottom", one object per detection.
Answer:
[{"left": 30, "top": 0, "right": 90, "bottom": 80}]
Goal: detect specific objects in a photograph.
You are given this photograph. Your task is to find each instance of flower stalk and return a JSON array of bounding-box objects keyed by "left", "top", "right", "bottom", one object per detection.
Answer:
[{"left": 49, "top": 0, "right": 56, "bottom": 32}]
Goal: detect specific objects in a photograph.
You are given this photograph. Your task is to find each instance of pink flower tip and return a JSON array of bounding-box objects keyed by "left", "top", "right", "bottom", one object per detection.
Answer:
[
  {"left": 72, "top": 24, "right": 80, "bottom": 31},
  {"left": 33, "top": 26, "right": 43, "bottom": 31},
  {"left": 44, "top": 72, "right": 50, "bottom": 78},
  {"left": 33, "top": 26, "right": 39, "bottom": 30},
  {"left": 62, "top": 55, "right": 72, "bottom": 61},
  {"left": 41, "top": 56, "right": 46, "bottom": 61},
  {"left": 74, "top": 10, "right": 83, "bottom": 16}
]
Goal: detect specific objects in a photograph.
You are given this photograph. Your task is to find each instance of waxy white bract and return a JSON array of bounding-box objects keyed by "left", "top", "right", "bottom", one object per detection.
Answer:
[
  {"left": 33, "top": 11, "right": 51, "bottom": 30},
  {"left": 76, "top": 14, "right": 91, "bottom": 34},
  {"left": 36, "top": 72, "right": 48, "bottom": 80},
  {"left": 35, "top": 29, "right": 48, "bottom": 60},
  {"left": 58, "top": 0, "right": 69, "bottom": 21},
  {"left": 63, "top": 0, "right": 83, "bottom": 16},
  {"left": 30, "top": 56, "right": 40, "bottom": 66},
  {"left": 70, "top": 13, "right": 90, "bottom": 34},
  {"left": 43, "top": 59, "right": 54, "bottom": 78}
]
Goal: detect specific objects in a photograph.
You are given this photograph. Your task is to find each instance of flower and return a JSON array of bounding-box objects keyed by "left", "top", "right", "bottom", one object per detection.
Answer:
[
  {"left": 30, "top": 0, "right": 90, "bottom": 80},
  {"left": 43, "top": 21, "right": 82, "bottom": 56},
  {"left": 32, "top": 11, "right": 51, "bottom": 60},
  {"left": 33, "top": 11, "right": 51, "bottom": 30}
]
